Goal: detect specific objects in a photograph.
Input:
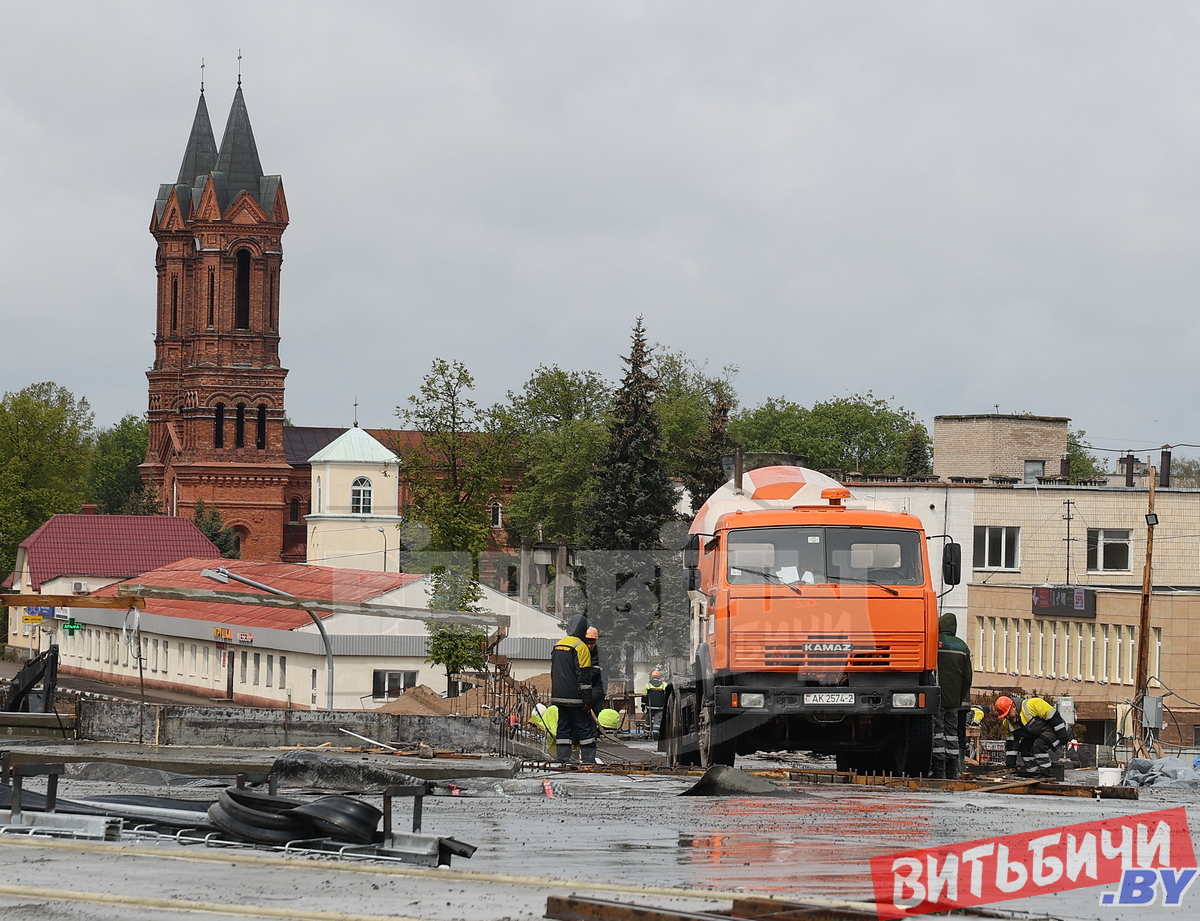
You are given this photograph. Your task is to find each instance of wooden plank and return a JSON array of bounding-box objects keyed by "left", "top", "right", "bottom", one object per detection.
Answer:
[
  {"left": 0, "top": 594, "right": 145, "bottom": 610},
  {"left": 117, "top": 583, "right": 508, "bottom": 627},
  {"left": 545, "top": 895, "right": 731, "bottom": 921},
  {"left": 731, "top": 897, "right": 883, "bottom": 920}
]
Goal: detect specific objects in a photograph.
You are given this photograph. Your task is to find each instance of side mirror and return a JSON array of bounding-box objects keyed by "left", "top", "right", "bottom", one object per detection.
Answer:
[
  {"left": 683, "top": 533, "right": 700, "bottom": 570},
  {"left": 681, "top": 569, "right": 701, "bottom": 592},
  {"left": 942, "top": 542, "right": 962, "bottom": 587}
]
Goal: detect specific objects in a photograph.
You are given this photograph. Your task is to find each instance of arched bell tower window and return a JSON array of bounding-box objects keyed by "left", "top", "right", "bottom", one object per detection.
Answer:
[
  {"left": 289, "top": 498, "right": 300, "bottom": 523},
  {"left": 316, "top": 477, "right": 322, "bottom": 513},
  {"left": 351, "top": 477, "right": 373, "bottom": 515},
  {"left": 214, "top": 403, "right": 225, "bottom": 448},
  {"left": 235, "top": 249, "right": 251, "bottom": 329},
  {"left": 170, "top": 276, "right": 179, "bottom": 332},
  {"left": 256, "top": 404, "right": 267, "bottom": 450},
  {"left": 235, "top": 403, "right": 246, "bottom": 448},
  {"left": 490, "top": 501, "right": 503, "bottom": 529}
]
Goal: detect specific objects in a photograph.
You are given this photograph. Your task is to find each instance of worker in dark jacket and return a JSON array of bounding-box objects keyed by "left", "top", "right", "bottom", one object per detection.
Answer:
[
  {"left": 933, "top": 612, "right": 972, "bottom": 779},
  {"left": 551, "top": 614, "right": 597, "bottom": 764}
]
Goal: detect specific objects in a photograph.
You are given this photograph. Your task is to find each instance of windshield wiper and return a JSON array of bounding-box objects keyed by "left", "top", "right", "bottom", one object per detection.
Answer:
[
  {"left": 731, "top": 567, "right": 804, "bottom": 596},
  {"left": 827, "top": 575, "right": 899, "bottom": 596}
]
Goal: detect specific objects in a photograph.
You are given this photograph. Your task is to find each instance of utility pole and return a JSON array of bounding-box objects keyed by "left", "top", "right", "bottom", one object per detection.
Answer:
[
  {"left": 1062, "top": 499, "right": 1076, "bottom": 584},
  {"left": 1131, "top": 465, "right": 1157, "bottom": 756}
]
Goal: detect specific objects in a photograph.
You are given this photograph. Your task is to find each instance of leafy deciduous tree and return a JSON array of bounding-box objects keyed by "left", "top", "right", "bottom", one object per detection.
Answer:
[
  {"left": 0, "top": 382, "right": 95, "bottom": 576},
  {"left": 425, "top": 566, "right": 488, "bottom": 697},
  {"left": 89, "top": 414, "right": 158, "bottom": 514},
  {"left": 1066, "top": 429, "right": 1104, "bottom": 483}
]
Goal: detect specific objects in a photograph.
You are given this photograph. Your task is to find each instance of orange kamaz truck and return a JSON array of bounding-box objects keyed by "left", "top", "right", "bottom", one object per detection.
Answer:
[{"left": 662, "top": 463, "right": 961, "bottom": 774}]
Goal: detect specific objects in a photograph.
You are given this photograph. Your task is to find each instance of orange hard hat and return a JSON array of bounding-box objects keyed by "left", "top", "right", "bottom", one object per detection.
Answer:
[
  {"left": 651, "top": 669, "right": 662, "bottom": 678},
  {"left": 586, "top": 627, "right": 599, "bottom": 639},
  {"left": 994, "top": 696, "right": 1014, "bottom": 719}
]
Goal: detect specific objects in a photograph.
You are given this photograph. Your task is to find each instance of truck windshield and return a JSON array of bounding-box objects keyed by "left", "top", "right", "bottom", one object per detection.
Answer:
[{"left": 726, "top": 526, "right": 924, "bottom": 587}]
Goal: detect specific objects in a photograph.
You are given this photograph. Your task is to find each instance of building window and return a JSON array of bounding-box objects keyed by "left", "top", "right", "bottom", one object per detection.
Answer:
[
  {"left": 266, "top": 655, "right": 274, "bottom": 687},
  {"left": 351, "top": 477, "right": 372, "bottom": 515},
  {"left": 316, "top": 477, "right": 321, "bottom": 513},
  {"left": 152, "top": 638, "right": 159, "bottom": 672},
  {"left": 490, "top": 501, "right": 503, "bottom": 529},
  {"left": 289, "top": 498, "right": 300, "bottom": 523},
  {"left": 163, "top": 641, "right": 169, "bottom": 673},
  {"left": 253, "top": 652, "right": 261, "bottom": 686},
  {"left": 202, "top": 646, "right": 209, "bottom": 678},
  {"left": 311, "top": 669, "right": 318, "bottom": 705},
  {"left": 235, "top": 249, "right": 251, "bottom": 329},
  {"left": 268, "top": 269, "right": 276, "bottom": 330},
  {"left": 190, "top": 644, "right": 197, "bottom": 676},
  {"left": 230, "top": 529, "right": 244, "bottom": 556},
  {"left": 170, "top": 276, "right": 179, "bottom": 332},
  {"left": 1087, "top": 529, "right": 1131, "bottom": 571},
  {"left": 973, "top": 526, "right": 1019, "bottom": 570},
  {"left": 214, "top": 403, "right": 225, "bottom": 448},
  {"left": 240, "top": 651, "right": 248, "bottom": 684},
  {"left": 279, "top": 656, "right": 287, "bottom": 689},
  {"left": 207, "top": 267, "right": 215, "bottom": 328},
  {"left": 372, "top": 670, "right": 419, "bottom": 700},
  {"left": 256, "top": 404, "right": 267, "bottom": 450},
  {"left": 235, "top": 403, "right": 246, "bottom": 448},
  {"left": 1024, "top": 460, "right": 1045, "bottom": 484}
]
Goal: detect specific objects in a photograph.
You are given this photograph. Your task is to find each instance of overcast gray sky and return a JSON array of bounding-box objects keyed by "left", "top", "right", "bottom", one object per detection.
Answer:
[{"left": 3, "top": 2, "right": 1198, "bottom": 463}]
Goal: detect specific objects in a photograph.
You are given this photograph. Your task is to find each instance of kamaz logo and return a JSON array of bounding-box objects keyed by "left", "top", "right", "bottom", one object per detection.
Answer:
[{"left": 803, "top": 642, "right": 853, "bottom": 652}]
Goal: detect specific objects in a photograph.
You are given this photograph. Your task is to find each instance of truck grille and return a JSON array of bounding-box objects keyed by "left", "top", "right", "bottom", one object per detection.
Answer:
[{"left": 731, "top": 633, "right": 923, "bottom": 671}]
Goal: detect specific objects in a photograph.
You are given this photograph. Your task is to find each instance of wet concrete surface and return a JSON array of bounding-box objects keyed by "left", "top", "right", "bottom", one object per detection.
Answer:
[{"left": 0, "top": 752, "right": 1196, "bottom": 919}]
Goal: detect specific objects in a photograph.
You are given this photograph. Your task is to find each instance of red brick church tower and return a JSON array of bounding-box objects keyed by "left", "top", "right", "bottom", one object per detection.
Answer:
[{"left": 142, "top": 82, "right": 292, "bottom": 561}]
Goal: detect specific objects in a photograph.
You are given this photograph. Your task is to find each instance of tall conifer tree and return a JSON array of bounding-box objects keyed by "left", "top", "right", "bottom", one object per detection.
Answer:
[{"left": 585, "top": 319, "right": 678, "bottom": 551}]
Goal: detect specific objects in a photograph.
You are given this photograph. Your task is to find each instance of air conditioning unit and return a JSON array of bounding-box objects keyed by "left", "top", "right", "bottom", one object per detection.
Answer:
[{"left": 72, "top": 581, "right": 89, "bottom": 594}]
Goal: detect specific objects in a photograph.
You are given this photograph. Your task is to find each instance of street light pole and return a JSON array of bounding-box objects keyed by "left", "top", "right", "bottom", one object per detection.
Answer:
[
  {"left": 202, "top": 566, "right": 335, "bottom": 711},
  {"left": 378, "top": 527, "right": 388, "bottom": 573}
]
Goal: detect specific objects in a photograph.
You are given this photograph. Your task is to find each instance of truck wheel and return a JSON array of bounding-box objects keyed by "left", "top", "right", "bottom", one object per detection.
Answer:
[
  {"left": 699, "top": 705, "right": 736, "bottom": 768},
  {"left": 902, "top": 714, "right": 934, "bottom": 777},
  {"left": 664, "top": 692, "right": 700, "bottom": 768}
]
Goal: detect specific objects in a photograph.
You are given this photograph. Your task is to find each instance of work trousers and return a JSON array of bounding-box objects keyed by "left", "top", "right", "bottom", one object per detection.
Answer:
[
  {"left": 1017, "top": 729, "right": 1058, "bottom": 775},
  {"left": 555, "top": 706, "right": 596, "bottom": 764},
  {"left": 932, "top": 708, "right": 960, "bottom": 761}
]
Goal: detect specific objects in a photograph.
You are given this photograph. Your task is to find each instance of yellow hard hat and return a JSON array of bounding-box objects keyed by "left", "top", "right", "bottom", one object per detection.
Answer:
[{"left": 598, "top": 709, "right": 622, "bottom": 730}]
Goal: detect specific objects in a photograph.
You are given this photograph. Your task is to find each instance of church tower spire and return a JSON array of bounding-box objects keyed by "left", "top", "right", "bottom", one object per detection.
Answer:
[{"left": 144, "top": 84, "right": 291, "bottom": 562}]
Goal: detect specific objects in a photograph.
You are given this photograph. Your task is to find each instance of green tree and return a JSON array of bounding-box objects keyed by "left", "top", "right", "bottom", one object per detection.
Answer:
[
  {"left": 585, "top": 319, "right": 680, "bottom": 551},
  {"left": 88, "top": 414, "right": 158, "bottom": 514},
  {"left": 503, "top": 365, "right": 611, "bottom": 545},
  {"left": 192, "top": 499, "right": 240, "bottom": 559},
  {"left": 1170, "top": 456, "right": 1200, "bottom": 487},
  {"left": 582, "top": 319, "right": 680, "bottom": 677},
  {"left": 731, "top": 391, "right": 926, "bottom": 474},
  {"left": 1066, "top": 429, "right": 1104, "bottom": 483},
  {"left": 396, "top": 359, "right": 513, "bottom": 556},
  {"left": 0, "top": 382, "right": 95, "bottom": 577},
  {"left": 902, "top": 423, "right": 933, "bottom": 478},
  {"left": 425, "top": 566, "right": 488, "bottom": 697},
  {"left": 678, "top": 377, "right": 737, "bottom": 513}
]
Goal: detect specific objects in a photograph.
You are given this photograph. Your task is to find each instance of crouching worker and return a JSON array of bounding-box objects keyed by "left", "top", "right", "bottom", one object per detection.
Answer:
[
  {"left": 994, "top": 695, "right": 1069, "bottom": 779},
  {"left": 551, "top": 614, "right": 597, "bottom": 764}
]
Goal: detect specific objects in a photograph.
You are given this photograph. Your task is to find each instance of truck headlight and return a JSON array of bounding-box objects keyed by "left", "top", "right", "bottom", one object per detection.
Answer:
[
  {"left": 892, "top": 693, "right": 917, "bottom": 709},
  {"left": 740, "top": 693, "right": 766, "bottom": 709}
]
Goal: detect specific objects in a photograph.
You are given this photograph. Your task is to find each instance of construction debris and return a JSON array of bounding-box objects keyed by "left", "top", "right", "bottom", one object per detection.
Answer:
[{"left": 680, "top": 765, "right": 813, "bottom": 797}]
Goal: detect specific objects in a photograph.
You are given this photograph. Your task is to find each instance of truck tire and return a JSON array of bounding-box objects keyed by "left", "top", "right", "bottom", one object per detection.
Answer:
[
  {"left": 664, "top": 691, "right": 699, "bottom": 768},
  {"left": 698, "top": 705, "right": 736, "bottom": 768}
]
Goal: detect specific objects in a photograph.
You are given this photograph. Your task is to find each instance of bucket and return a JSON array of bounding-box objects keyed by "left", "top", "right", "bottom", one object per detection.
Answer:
[{"left": 1097, "top": 767, "right": 1123, "bottom": 787}]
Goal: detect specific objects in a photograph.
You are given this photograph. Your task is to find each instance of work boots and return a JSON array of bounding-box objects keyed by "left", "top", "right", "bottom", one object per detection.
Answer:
[
  {"left": 943, "top": 755, "right": 959, "bottom": 779},
  {"left": 930, "top": 758, "right": 947, "bottom": 780},
  {"left": 556, "top": 743, "right": 573, "bottom": 762}
]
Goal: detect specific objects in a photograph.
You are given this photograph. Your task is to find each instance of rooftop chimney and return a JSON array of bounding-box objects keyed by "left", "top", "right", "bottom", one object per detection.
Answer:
[{"left": 80, "top": 504, "right": 98, "bottom": 515}]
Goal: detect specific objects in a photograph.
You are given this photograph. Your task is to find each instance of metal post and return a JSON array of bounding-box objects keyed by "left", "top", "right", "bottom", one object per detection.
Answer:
[
  {"left": 378, "top": 527, "right": 388, "bottom": 572},
  {"left": 1132, "top": 466, "right": 1157, "bottom": 755},
  {"left": 203, "top": 568, "right": 335, "bottom": 711}
]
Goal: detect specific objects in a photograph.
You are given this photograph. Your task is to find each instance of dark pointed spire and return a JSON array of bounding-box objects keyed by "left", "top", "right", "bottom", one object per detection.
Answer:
[
  {"left": 176, "top": 92, "right": 218, "bottom": 186},
  {"left": 214, "top": 86, "right": 264, "bottom": 205}
]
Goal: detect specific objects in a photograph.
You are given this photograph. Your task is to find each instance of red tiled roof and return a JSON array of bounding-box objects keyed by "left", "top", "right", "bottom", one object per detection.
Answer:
[
  {"left": 13, "top": 514, "right": 220, "bottom": 590},
  {"left": 96, "top": 558, "right": 424, "bottom": 631}
]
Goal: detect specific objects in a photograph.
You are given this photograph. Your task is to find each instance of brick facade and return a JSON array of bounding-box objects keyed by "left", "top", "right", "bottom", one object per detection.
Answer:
[
  {"left": 142, "top": 88, "right": 292, "bottom": 561},
  {"left": 933, "top": 414, "right": 1069, "bottom": 481}
]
